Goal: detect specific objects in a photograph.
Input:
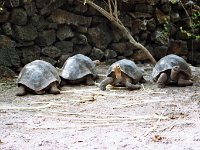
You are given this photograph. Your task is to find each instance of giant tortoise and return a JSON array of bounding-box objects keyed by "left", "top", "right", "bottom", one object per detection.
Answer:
[
  {"left": 100, "top": 59, "right": 146, "bottom": 91},
  {"left": 16, "top": 60, "right": 61, "bottom": 96},
  {"left": 60, "top": 54, "right": 98, "bottom": 86},
  {"left": 152, "top": 54, "right": 193, "bottom": 88}
]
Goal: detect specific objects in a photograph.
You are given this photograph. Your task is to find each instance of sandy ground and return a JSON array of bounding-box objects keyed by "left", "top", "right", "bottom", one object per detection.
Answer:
[{"left": 0, "top": 64, "right": 200, "bottom": 150}]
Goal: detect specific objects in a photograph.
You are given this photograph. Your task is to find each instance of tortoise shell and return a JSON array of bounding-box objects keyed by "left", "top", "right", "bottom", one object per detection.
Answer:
[
  {"left": 60, "top": 54, "right": 97, "bottom": 80},
  {"left": 152, "top": 54, "right": 191, "bottom": 81},
  {"left": 17, "top": 60, "right": 61, "bottom": 91}
]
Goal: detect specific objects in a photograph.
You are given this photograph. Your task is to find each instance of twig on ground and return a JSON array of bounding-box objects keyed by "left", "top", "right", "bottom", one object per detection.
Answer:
[
  {"left": 158, "top": 116, "right": 181, "bottom": 132},
  {"left": 143, "top": 109, "right": 166, "bottom": 136}
]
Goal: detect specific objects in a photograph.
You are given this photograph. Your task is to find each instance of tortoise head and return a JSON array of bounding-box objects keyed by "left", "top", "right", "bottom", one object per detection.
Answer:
[{"left": 114, "top": 64, "right": 122, "bottom": 80}]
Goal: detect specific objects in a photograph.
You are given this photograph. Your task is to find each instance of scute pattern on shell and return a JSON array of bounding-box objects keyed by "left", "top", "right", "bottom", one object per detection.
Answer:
[
  {"left": 107, "top": 59, "right": 143, "bottom": 80},
  {"left": 60, "top": 54, "right": 97, "bottom": 80},
  {"left": 17, "top": 60, "right": 61, "bottom": 91},
  {"left": 152, "top": 54, "right": 192, "bottom": 80}
]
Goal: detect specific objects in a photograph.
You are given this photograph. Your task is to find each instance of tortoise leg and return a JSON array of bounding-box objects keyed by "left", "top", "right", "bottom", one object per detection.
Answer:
[
  {"left": 170, "top": 66, "right": 180, "bottom": 81},
  {"left": 86, "top": 75, "right": 95, "bottom": 86},
  {"left": 125, "top": 77, "right": 141, "bottom": 90},
  {"left": 60, "top": 78, "right": 67, "bottom": 87},
  {"left": 178, "top": 74, "right": 193, "bottom": 86},
  {"left": 140, "top": 77, "right": 146, "bottom": 83},
  {"left": 49, "top": 82, "right": 60, "bottom": 94},
  {"left": 16, "top": 85, "right": 26, "bottom": 96},
  {"left": 99, "top": 77, "right": 114, "bottom": 91},
  {"left": 157, "top": 73, "right": 168, "bottom": 88}
]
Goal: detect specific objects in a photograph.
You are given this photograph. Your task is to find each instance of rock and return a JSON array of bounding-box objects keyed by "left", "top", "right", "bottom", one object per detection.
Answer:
[
  {"left": 110, "top": 42, "right": 136, "bottom": 57},
  {"left": 55, "top": 41, "right": 73, "bottom": 54},
  {"left": 40, "top": 0, "right": 67, "bottom": 15},
  {"left": 30, "top": 15, "right": 48, "bottom": 31},
  {"left": 120, "top": 14, "right": 132, "bottom": 28},
  {"left": 51, "top": 9, "right": 92, "bottom": 27},
  {"left": 155, "top": 8, "right": 168, "bottom": 24},
  {"left": 17, "top": 41, "right": 34, "bottom": 47},
  {"left": 56, "top": 25, "right": 74, "bottom": 41},
  {"left": 72, "top": 34, "right": 88, "bottom": 45},
  {"left": 57, "top": 54, "right": 72, "bottom": 67},
  {"left": 7, "top": 0, "right": 20, "bottom": 7},
  {"left": 170, "top": 11, "right": 181, "bottom": 22},
  {"left": 91, "top": 16, "right": 108, "bottom": 26},
  {"left": 131, "top": 19, "right": 147, "bottom": 34},
  {"left": 21, "top": 45, "right": 41, "bottom": 65},
  {"left": 146, "top": 0, "right": 159, "bottom": 5},
  {"left": 131, "top": 50, "right": 149, "bottom": 61},
  {"left": 40, "top": 57, "right": 57, "bottom": 66},
  {"left": 147, "top": 18, "right": 156, "bottom": 31},
  {"left": 161, "top": 3, "right": 171, "bottom": 14},
  {"left": 0, "top": 11, "right": 10, "bottom": 23},
  {"left": 73, "top": 44, "right": 92, "bottom": 55},
  {"left": 0, "top": 48, "right": 20, "bottom": 67},
  {"left": 89, "top": 47, "right": 104, "bottom": 60},
  {"left": 139, "top": 31, "right": 151, "bottom": 41},
  {"left": 35, "top": 0, "right": 49, "bottom": 9},
  {"left": 1, "top": 22, "right": 13, "bottom": 36},
  {"left": 104, "top": 49, "right": 117, "bottom": 59},
  {"left": 47, "top": 23, "right": 58, "bottom": 30},
  {"left": 88, "top": 24, "right": 113, "bottom": 49},
  {"left": 168, "top": 40, "right": 188, "bottom": 55},
  {"left": 151, "top": 28, "right": 169, "bottom": 45},
  {"left": 106, "top": 58, "right": 118, "bottom": 65},
  {"left": 73, "top": 1, "right": 88, "bottom": 13},
  {"left": 0, "top": 66, "right": 16, "bottom": 78},
  {"left": 129, "top": 12, "right": 152, "bottom": 19},
  {"left": 14, "top": 24, "right": 38, "bottom": 41},
  {"left": 0, "top": 35, "right": 16, "bottom": 48},
  {"left": 134, "top": 4, "right": 153, "bottom": 14},
  {"left": 41, "top": 46, "right": 62, "bottom": 58},
  {"left": 175, "top": 31, "right": 190, "bottom": 40},
  {"left": 35, "top": 30, "right": 56, "bottom": 46},
  {"left": 74, "top": 26, "right": 88, "bottom": 33},
  {"left": 24, "top": 2, "right": 37, "bottom": 16},
  {"left": 153, "top": 45, "right": 168, "bottom": 60},
  {"left": 11, "top": 8, "right": 27, "bottom": 25}
]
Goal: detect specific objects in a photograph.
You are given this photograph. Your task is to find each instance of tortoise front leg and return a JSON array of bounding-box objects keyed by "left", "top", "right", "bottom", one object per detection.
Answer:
[
  {"left": 16, "top": 85, "right": 26, "bottom": 96},
  {"left": 99, "top": 77, "right": 114, "bottom": 91},
  {"left": 60, "top": 78, "right": 67, "bottom": 87},
  {"left": 157, "top": 72, "right": 168, "bottom": 88},
  {"left": 125, "top": 77, "right": 141, "bottom": 90},
  {"left": 49, "top": 82, "right": 60, "bottom": 94},
  {"left": 86, "top": 75, "right": 95, "bottom": 85},
  {"left": 178, "top": 74, "right": 193, "bottom": 86}
]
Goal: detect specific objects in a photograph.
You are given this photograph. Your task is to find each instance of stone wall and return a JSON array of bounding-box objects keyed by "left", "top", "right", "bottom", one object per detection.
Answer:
[{"left": 0, "top": 0, "right": 200, "bottom": 77}]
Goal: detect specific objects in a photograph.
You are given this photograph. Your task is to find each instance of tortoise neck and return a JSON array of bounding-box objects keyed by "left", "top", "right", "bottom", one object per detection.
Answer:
[{"left": 114, "top": 66, "right": 122, "bottom": 80}]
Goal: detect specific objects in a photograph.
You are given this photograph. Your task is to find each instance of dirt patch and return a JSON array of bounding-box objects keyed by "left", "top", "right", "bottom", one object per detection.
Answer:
[{"left": 0, "top": 64, "right": 200, "bottom": 150}]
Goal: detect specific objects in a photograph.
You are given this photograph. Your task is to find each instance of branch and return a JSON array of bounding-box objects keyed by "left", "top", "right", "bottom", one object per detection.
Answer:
[{"left": 84, "top": 0, "right": 157, "bottom": 65}]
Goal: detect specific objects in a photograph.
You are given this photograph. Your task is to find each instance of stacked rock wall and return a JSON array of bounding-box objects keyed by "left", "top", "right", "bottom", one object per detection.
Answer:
[{"left": 0, "top": 0, "right": 200, "bottom": 77}]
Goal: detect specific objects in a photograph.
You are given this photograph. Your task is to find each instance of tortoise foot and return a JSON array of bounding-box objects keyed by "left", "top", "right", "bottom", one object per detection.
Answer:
[
  {"left": 49, "top": 86, "right": 60, "bottom": 94},
  {"left": 157, "top": 82, "right": 165, "bottom": 88},
  {"left": 16, "top": 86, "right": 26, "bottom": 96}
]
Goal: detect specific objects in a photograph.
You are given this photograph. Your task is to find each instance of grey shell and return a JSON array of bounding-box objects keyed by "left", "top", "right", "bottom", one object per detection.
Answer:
[
  {"left": 17, "top": 60, "right": 61, "bottom": 91},
  {"left": 60, "top": 54, "right": 97, "bottom": 80},
  {"left": 107, "top": 59, "right": 143, "bottom": 80},
  {"left": 152, "top": 54, "right": 192, "bottom": 80}
]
